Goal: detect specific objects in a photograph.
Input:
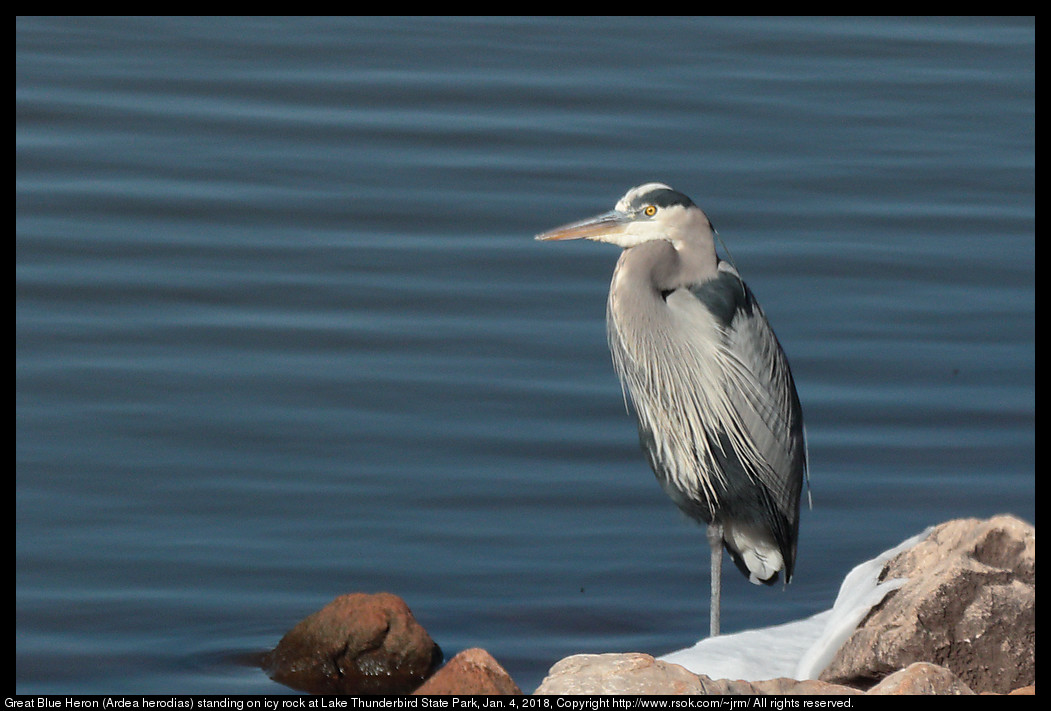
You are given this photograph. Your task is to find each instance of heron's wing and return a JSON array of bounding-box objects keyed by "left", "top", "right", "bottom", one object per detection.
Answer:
[
  {"left": 669, "top": 264, "right": 807, "bottom": 572},
  {"left": 605, "top": 256, "right": 807, "bottom": 578}
]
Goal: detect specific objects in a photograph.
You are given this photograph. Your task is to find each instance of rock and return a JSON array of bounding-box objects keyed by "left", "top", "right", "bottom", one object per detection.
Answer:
[
  {"left": 702, "top": 677, "right": 862, "bottom": 695},
  {"left": 867, "top": 662, "right": 975, "bottom": 695},
  {"left": 263, "top": 592, "right": 442, "bottom": 694},
  {"left": 820, "top": 515, "right": 1034, "bottom": 694},
  {"left": 751, "top": 679, "right": 862, "bottom": 695},
  {"left": 534, "top": 654, "right": 862, "bottom": 695},
  {"left": 534, "top": 653, "right": 708, "bottom": 695},
  {"left": 412, "top": 648, "right": 522, "bottom": 695},
  {"left": 1008, "top": 685, "right": 1035, "bottom": 695}
]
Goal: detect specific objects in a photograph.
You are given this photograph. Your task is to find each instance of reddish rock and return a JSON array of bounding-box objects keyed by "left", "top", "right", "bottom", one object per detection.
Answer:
[
  {"left": 263, "top": 592, "right": 442, "bottom": 694},
  {"left": 820, "top": 515, "right": 1034, "bottom": 694},
  {"left": 412, "top": 648, "right": 522, "bottom": 695}
]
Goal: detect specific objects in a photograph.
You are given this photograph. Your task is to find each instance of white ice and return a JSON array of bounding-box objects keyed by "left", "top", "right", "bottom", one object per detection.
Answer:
[{"left": 659, "top": 527, "right": 933, "bottom": 681}]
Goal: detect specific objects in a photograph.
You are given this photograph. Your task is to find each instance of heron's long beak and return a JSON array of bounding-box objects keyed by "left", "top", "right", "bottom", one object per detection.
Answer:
[{"left": 534, "top": 210, "right": 630, "bottom": 242}]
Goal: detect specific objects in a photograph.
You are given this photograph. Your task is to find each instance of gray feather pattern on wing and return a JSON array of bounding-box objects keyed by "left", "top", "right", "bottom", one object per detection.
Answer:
[{"left": 607, "top": 261, "right": 805, "bottom": 553}]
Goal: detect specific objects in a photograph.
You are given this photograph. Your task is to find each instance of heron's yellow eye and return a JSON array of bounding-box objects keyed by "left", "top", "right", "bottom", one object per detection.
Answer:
[{"left": 643, "top": 205, "right": 657, "bottom": 217}]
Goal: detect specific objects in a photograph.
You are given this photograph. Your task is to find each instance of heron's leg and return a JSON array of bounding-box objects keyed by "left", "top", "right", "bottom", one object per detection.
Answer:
[{"left": 707, "top": 521, "right": 723, "bottom": 637}]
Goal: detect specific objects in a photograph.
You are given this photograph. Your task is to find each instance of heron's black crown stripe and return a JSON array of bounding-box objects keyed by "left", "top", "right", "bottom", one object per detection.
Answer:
[{"left": 628, "top": 187, "right": 697, "bottom": 210}]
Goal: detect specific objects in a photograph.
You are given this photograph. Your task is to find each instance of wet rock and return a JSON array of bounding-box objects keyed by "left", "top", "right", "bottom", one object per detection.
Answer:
[
  {"left": 867, "top": 662, "right": 975, "bottom": 695},
  {"left": 820, "top": 515, "right": 1034, "bottom": 694},
  {"left": 263, "top": 592, "right": 442, "bottom": 694},
  {"left": 412, "top": 648, "right": 522, "bottom": 695}
]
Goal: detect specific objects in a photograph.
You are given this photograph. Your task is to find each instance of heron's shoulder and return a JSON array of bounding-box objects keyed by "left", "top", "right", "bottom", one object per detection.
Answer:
[{"left": 676, "top": 261, "right": 757, "bottom": 327}]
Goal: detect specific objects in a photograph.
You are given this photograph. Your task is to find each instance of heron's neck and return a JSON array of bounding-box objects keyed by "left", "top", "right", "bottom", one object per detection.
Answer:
[{"left": 670, "top": 235, "right": 720, "bottom": 286}]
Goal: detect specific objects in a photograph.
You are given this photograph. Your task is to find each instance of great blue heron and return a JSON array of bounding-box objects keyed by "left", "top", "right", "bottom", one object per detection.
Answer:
[{"left": 536, "top": 183, "right": 807, "bottom": 637}]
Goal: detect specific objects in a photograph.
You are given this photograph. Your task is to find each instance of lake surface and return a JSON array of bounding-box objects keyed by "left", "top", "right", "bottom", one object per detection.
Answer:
[{"left": 16, "top": 16, "right": 1034, "bottom": 694}]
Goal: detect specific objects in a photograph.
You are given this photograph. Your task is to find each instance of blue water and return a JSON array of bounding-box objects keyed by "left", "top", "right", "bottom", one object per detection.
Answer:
[{"left": 16, "top": 17, "right": 1034, "bottom": 694}]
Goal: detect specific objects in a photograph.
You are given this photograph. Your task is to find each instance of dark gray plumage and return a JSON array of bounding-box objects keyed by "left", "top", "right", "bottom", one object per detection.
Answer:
[{"left": 537, "top": 183, "right": 807, "bottom": 636}]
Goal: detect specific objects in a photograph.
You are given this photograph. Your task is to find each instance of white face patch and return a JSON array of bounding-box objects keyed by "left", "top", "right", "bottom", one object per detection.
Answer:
[
  {"left": 596, "top": 222, "right": 667, "bottom": 248},
  {"left": 605, "top": 203, "right": 697, "bottom": 249}
]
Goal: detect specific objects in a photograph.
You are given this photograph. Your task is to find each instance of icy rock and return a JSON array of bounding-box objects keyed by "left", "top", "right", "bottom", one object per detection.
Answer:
[{"left": 820, "top": 515, "right": 1034, "bottom": 694}]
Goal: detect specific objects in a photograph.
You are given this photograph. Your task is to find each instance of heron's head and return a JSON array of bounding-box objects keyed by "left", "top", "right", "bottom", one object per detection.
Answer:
[{"left": 535, "top": 183, "right": 713, "bottom": 249}]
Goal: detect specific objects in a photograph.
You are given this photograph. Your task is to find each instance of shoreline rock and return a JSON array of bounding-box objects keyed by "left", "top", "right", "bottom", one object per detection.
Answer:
[
  {"left": 533, "top": 653, "right": 1011, "bottom": 695},
  {"left": 263, "top": 515, "right": 1034, "bottom": 695},
  {"left": 536, "top": 515, "right": 1034, "bottom": 695},
  {"left": 819, "top": 514, "right": 1034, "bottom": 694},
  {"left": 262, "top": 592, "right": 442, "bottom": 695},
  {"left": 413, "top": 648, "right": 522, "bottom": 695}
]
